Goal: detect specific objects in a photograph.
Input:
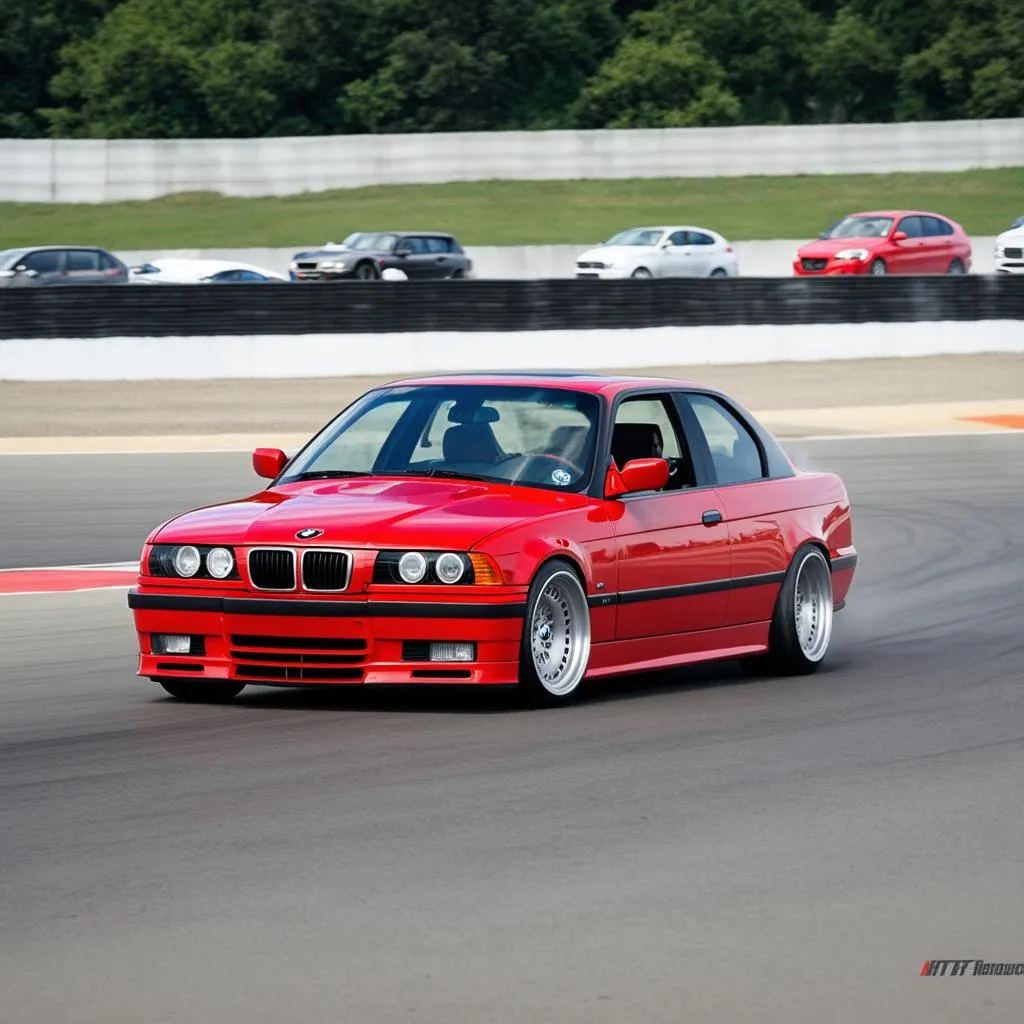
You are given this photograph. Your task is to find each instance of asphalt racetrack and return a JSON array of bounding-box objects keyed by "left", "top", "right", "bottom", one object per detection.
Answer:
[{"left": 2, "top": 433, "right": 1023, "bottom": 1023}]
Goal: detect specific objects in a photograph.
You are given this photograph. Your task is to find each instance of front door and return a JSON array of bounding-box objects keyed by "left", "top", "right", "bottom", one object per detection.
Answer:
[
  {"left": 891, "top": 216, "right": 928, "bottom": 274},
  {"left": 659, "top": 229, "right": 699, "bottom": 277},
  {"left": 607, "top": 393, "right": 730, "bottom": 640},
  {"left": 677, "top": 392, "right": 788, "bottom": 627}
]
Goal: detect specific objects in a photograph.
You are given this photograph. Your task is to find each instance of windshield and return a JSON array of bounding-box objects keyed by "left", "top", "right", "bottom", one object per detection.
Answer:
[
  {"left": 0, "top": 249, "right": 26, "bottom": 269},
  {"left": 822, "top": 216, "right": 893, "bottom": 239},
  {"left": 603, "top": 228, "right": 665, "bottom": 247},
  {"left": 1011, "top": 215, "right": 1024, "bottom": 230},
  {"left": 281, "top": 384, "right": 602, "bottom": 492},
  {"left": 347, "top": 233, "right": 398, "bottom": 252}
]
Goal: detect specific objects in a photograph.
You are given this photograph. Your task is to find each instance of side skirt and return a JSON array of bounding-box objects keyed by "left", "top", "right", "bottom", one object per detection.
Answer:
[{"left": 584, "top": 622, "right": 771, "bottom": 679}]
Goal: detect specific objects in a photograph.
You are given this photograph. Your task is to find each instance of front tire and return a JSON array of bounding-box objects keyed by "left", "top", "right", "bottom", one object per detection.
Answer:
[
  {"left": 631, "top": 267, "right": 652, "bottom": 279},
  {"left": 518, "top": 560, "right": 591, "bottom": 704},
  {"left": 947, "top": 258, "right": 965, "bottom": 274},
  {"left": 157, "top": 679, "right": 246, "bottom": 702},
  {"left": 762, "top": 546, "right": 835, "bottom": 675},
  {"left": 354, "top": 262, "right": 380, "bottom": 280},
  {"left": 869, "top": 258, "right": 887, "bottom": 276}
]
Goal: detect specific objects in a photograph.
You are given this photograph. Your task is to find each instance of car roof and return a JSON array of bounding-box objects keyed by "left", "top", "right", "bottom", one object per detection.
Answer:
[
  {"left": 381, "top": 370, "right": 711, "bottom": 397},
  {"left": 5, "top": 244, "right": 109, "bottom": 252},
  {"left": 845, "top": 210, "right": 951, "bottom": 219},
  {"left": 608, "top": 225, "right": 716, "bottom": 233},
  {"left": 357, "top": 230, "right": 454, "bottom": 237}
]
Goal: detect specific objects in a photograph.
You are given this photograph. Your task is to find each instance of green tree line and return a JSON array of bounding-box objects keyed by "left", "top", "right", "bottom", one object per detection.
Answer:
[{"left": 1, "top": 0, "right": 1021, "bottom": 139}]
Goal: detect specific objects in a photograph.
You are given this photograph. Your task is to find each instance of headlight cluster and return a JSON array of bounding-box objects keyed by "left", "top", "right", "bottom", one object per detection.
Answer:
[
  {"left": 373, "top": 550, "right": 500, "bottom": 586},
  {"left": 834, "top": 249, "right": 869, "bottom": 261},
  {"left": 148, "top": 543, "right": 240, "bottom": 580}
]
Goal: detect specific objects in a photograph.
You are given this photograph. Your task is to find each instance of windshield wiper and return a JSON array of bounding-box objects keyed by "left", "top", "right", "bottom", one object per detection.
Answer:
[
  {"left": 388, "top": 469, "right": 504, "bottom": 483},
  {"left": 291, "top": 470, "right": 373, "bottom": 480}
]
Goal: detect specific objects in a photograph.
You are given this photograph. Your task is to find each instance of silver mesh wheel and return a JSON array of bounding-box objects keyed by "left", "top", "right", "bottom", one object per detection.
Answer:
[
  {"left": 793, "top": 550, "right": 834, "bottom": 662},
  {"left": 529, "top": 570, "right": 591, "bottom": 697}
]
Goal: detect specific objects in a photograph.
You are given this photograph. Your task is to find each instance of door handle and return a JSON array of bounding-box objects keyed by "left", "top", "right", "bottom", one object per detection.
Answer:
[{"left": 702, "top": 509, "right": 722, "bottom": 526}]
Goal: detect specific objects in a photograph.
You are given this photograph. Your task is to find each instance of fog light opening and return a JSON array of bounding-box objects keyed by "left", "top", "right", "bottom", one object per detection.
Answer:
[
  {"left": 152, "top": 634, "right": 193, "bottom": 655},
  {"left": 429, "top": 642, "right": 475, "bottom": 662}
]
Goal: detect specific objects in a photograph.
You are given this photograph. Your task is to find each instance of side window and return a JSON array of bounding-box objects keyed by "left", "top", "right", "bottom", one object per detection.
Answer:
[
  {"left": 402, "top": 236, "right": 427, "bottom": 254},
  {"left": 919, "top": 217, "right": 941, "bottom": 237},
  {"left": 424, "top": 237, "right": 449, "bottom": 254},
  {"left": 929, "top": 216, "right": 953, "bottom": 236},
  {"left": 685, "top": 394, "right": 765, "bottom": 485},
  {"left": 611, "top": 394, "right": 695, "bottom": 490},
  {"left": 21, "top": 250, "right": 61, "bottom": 274},
  {"left": 686, "top": 231, "right": 715, "bottom": 246},
  {"left": 667, "top": 230, "right": 687, "bottom": 247},
  {"left": 66, "top": 250, "right": 99, "bottom": 271},
  {"left": 98, "top": 251, "right": 120, "bottom": 271},
  {"left": 898, "top": 216, "right": 923, "bottom": 238},
  {"left": 449, "top": 238, "right": 465, "bottom": 254}
]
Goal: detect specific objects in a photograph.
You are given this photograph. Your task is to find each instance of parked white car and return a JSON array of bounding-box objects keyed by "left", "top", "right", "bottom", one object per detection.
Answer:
[
  {"left": 994, "top": 216, "right": 1024, "bottom": 275},
  {"left": 130, "top": 258, "right": 290, "bottom": 284},
  {"left": 575, "top": 225, "right": 739, "bottom": 279}
]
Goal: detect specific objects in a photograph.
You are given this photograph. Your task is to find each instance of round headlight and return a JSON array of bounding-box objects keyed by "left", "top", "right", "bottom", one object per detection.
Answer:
[
  {"left": 435, "top": 552, "right": 465, "bottom": 584},
  {"left": 206, "top": 547, "right": 234, "bottom": 579},
  {"left": 173, "top": 545, "right": 201, "bottom": 577},
  {"left": 398, "top": 551, "right": 427, "bottom": 584}
]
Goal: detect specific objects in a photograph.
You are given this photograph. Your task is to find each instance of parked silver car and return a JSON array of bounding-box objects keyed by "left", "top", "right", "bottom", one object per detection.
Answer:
[{"left": 0, "top": 246, "right": 130, "bottom": 286}]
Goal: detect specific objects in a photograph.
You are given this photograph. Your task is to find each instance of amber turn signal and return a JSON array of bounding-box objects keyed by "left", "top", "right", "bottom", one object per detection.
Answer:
[{"left": 468, "top": 553, "right": 503, "bottom": 585}]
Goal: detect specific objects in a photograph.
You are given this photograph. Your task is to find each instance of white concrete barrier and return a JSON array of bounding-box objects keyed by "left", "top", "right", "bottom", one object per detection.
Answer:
[
  {"left": 3, "top": 321, "right": 1021, "bottom": 382},
  {"left": 119, "top": 238, "right": 999, "bottom": 279},
  {"left": 3, "top": 120, "right": 1022, "bottom": 202}
]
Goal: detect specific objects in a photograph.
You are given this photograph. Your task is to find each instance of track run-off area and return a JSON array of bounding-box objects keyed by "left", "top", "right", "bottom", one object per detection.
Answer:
[{"left": 2, "top": 425, "right": 1023, "bottom": 1023}]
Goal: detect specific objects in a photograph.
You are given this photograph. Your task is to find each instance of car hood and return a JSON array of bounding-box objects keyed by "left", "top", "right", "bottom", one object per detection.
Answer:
[
  {"left": 153, "top": 476, "right": 590, "bottom": 550},
  {"left": 798, "top": 238, "right": 886, "bottom": 256},
  {"left": 577, "top": 245, "right": 653, "bottom": 264},
  {"left": 996, "top": 227, "right": 1024, "bottom": 245}
]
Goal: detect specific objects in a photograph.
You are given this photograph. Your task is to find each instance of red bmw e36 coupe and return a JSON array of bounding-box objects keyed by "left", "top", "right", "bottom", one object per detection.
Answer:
[{"left": 128, "top": 372, "right": 857, "bottom": 705}]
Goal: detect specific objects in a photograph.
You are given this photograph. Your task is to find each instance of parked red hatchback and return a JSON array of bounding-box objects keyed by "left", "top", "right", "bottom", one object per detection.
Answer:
[{"left": 793, "top": 210, "right": 972, "bottom": 276}]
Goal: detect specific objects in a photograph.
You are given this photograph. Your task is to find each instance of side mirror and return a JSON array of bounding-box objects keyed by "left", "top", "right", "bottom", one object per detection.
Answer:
[
  {"left": 892, "top": 230, "right": 907, "bottom": 241},
  {"left": 818, "top": 232, "right": 828, "bottom": 240},
  {"left": 394, "top": 248, "right": 410, "bottom": 257},
  {"left": 605, "top": 457, "right": 670, "bottom": 498},
  {"left": 253, "top": 447, "right": 288, "bottom": 480}
]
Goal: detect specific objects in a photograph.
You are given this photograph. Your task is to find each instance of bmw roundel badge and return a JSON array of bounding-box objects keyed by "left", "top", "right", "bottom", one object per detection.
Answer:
[{"left": 295, "top": 528, "right": 324, "bottom": 540}]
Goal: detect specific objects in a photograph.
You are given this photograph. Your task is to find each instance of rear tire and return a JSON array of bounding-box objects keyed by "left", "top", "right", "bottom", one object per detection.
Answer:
[
  {"left": 710, "top": 267, "right": 729, "bottom": 277},
  {"left": 869, "top": 259, "right": 887, "bottom": 276},
  {"left": 158, "top": 679, "right": 245, "bottom": 702},
  {"left": 518, "top": 560, "right": 591, "bottom": 705},
  {"left": 743, "top": 546, "right": 834, "bottom": 677},
  {"left": 947, "top": 259, "right": 965, "bottom": 274}
]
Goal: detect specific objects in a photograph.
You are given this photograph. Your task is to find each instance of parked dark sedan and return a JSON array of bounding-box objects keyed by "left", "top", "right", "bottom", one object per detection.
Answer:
[
  {"left": 0, "top": 245, "right": 130, "bottom": 286},
  {"left": 290, "top": 232, "right": 473, "bottom": 281}
]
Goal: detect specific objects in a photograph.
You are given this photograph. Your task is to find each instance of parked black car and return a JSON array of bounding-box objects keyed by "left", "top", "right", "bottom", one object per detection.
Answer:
[
  {"left": 290, "top": 232, "right": 473, "bottom": 281},
  {"left": 0, "top": 245, "right": 130, "bottom": 286}
]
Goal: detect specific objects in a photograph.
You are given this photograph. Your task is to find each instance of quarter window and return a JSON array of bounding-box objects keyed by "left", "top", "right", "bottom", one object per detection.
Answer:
[
  {"left": 685, "top": 394, "right": 765, "bottom": 485},
  {"left": 686, "top": 231, "right": 715, "bottom": 246}
]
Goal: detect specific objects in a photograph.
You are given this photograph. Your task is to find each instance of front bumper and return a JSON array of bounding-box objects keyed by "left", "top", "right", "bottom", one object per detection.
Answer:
[
  {"left": 129, "top": 588, "right": 525, "bottom": 686},
  {"left": 574, "top": 266, "right": 640, "bottom": 279},
  {"left": 792, "top": 259, "right": 866, "bottom": 276},
  {"left": 995, "top": 259, "right": 1024, "bottom": 274}
]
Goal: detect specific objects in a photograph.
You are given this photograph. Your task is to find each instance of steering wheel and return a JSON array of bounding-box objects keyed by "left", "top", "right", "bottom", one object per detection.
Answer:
[{"left": 511, "top": 452, "right": 583, "bottom": 485}]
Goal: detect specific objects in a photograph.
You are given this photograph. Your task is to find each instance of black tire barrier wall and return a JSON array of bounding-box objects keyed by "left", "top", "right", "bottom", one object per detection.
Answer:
[{"left": 1, "top": 276, "right": 1022, "bottom": 339}]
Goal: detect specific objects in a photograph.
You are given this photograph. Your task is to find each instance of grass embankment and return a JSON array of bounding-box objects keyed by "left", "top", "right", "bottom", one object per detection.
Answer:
[{"left": 1, "top": 169, "right": 1020, "bottom": 248}]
